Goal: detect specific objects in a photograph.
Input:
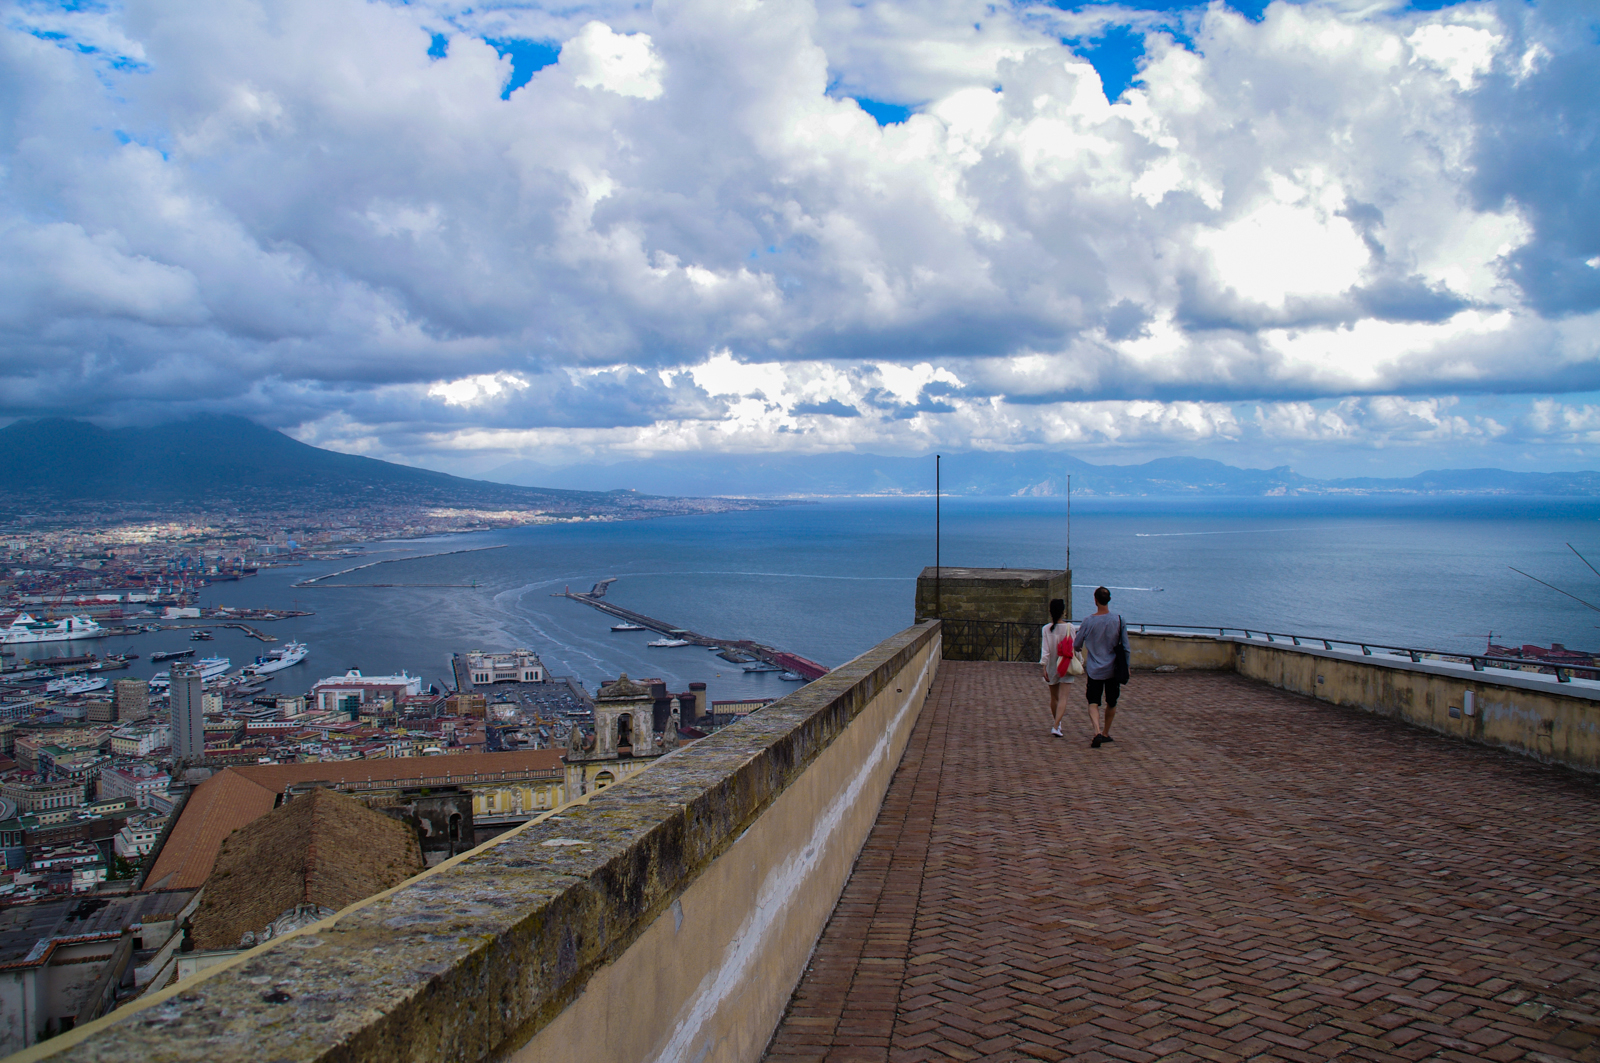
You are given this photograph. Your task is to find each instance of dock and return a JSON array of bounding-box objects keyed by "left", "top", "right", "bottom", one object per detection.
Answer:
[{"left": 554, "top": 580, "right": 830, "bottom": 680}]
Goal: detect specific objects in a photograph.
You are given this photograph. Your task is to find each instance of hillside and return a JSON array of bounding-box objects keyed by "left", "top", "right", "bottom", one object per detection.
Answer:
[{"left": 0, "top": 416, "right": 757, "bottom": 516}]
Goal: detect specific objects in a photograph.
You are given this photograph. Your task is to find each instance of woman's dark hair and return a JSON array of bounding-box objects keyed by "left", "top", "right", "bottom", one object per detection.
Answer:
[{"left": 1048, "top": 597, "right": 1065, "bottom": 630}]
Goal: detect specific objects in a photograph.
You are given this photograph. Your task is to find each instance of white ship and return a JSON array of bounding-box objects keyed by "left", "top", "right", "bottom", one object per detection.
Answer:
[
  {"left": 647, "top": 638, "right": 692, "bottom": 648},
  {"left": 45, "top": 675, "right": 107, "bottom": 695},
  {"left": 150, "top": 656, "right": 231, "bottom": 687},
  {"left": 244, "top": 642, "right": 309, "bottom": 676},
  {"left": 1, "top": 614, "right": 105, "bottom": 645},
  {"left": 611, "top": 623, "right": 646, "bottom": 632}
]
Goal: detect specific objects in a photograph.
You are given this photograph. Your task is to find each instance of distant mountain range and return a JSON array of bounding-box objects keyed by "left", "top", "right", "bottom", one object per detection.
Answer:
[
  {"left": 0, "top": 417, "right": 766, "bottom": 518},
  {"left": 4, "top": 418, "right": 1595, "bottom": 516},
  {"left": 487, "top": 451, "right": 1600, "bottom": 498}
]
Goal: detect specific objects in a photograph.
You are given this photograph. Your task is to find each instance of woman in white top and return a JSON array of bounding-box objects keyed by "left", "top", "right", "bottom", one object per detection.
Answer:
[{"left": 1040, "top": 597, "right": 1076, "bottom": 737}]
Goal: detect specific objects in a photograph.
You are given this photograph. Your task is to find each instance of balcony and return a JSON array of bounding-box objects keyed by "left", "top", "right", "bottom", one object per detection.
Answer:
[{"left": 17, "top": 606, "right": 1600, "bottom": 1063}]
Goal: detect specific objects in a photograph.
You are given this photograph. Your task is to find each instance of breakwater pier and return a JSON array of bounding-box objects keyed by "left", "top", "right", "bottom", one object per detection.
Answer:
[
  {"left": 555, "top": 579, "right": 829, "bottom": 680},
  {"left": 294, "top": 544, "right": 506, "bottom": 587}
]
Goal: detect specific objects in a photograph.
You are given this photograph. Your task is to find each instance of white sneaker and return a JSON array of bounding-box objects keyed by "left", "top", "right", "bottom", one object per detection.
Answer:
[{"left": 1050, "top": 727, "right": 1063, "bottom": 737}]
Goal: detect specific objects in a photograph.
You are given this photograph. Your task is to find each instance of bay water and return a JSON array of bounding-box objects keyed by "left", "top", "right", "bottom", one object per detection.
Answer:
[{"left": 36, "top": 496, "right": 1600, "bottom": 700}]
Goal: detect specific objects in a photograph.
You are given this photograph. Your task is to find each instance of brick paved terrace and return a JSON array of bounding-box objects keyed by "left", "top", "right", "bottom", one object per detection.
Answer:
[{"left": 765, "top": 661, "right": 1600, "bottom": 1063}]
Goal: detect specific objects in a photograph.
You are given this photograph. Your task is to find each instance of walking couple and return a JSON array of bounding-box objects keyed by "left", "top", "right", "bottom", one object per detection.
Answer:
[{"left": 1041, "top": 585, "right": 1130, "bottom": 748}]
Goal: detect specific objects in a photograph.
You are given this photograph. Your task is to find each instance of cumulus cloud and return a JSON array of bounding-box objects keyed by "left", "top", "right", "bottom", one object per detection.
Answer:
[{"left": 0, "top": 0, "right": 1597, "bottom": 471}]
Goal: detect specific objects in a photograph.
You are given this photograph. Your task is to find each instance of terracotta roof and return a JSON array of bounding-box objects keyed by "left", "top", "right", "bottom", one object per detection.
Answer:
[
  {"left": 189, "top": 787, "right": 425, "bottom": 950},
  {"left": 143, "top": 749, "right": 564, "bottom": 891}
]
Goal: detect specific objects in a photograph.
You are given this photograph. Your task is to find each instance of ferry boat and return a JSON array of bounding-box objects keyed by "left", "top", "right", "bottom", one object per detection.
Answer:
[
  {"left": 1, "top": 614, "right": 105, "bottom": 645},
  {"left": 48, "top": 675, "right": 108, "bottom": 695},
  {"left": 611, "top": 623, "right": 647, "bottom": 632},
  {"left": 647, "top": 638, "right": 692, "bottom": 648},
  {"left": 149, "top": 656, "right": 231, "bottom": 687},
  {"left": 244, "top": 642, "right": 309, "bottom": 676}
]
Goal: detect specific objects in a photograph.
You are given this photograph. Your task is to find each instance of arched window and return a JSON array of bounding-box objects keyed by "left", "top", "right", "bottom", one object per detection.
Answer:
[{"left": 594, "top": 771, "right": 615, "bottom": 790}]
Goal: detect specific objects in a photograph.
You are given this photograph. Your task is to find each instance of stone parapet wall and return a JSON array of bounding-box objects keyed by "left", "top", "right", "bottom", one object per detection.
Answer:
[
  {"left": 915, "top": 567, "right": 1070, "bottom": 630},
  {"left": 17, "top": 621, "right": 942, "bottom": 1063},
  {"left": 1132, "top": 632, "right": 1600, "bottom": 774}
]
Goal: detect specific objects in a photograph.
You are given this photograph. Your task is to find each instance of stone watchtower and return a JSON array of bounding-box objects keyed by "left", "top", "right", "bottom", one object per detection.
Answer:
[
  {"left": 914, "top": 567, "right": 1071, "bottom": 662},
  {"left": 563, "top": 674, "right": 662, "bottom": 797}
]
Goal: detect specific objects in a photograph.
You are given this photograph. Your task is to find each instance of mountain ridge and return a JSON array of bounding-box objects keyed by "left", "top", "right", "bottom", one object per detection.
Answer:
[
  {"left": 486, "top": 451, "right": 1600, "bottom": 498},
  {"left": 0, "top": 416, "right": 763, "bottom": 519}
]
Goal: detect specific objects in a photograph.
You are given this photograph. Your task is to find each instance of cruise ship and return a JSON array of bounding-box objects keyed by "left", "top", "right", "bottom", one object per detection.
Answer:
[
  {"left": 149, "top": 657, "right": 231, "bottom": 687},
  {"left": 244, "top": 642, "right": 309, "bottom": 676},
  {"left": 44, "top": 675, "right": 107, "bottom": 695},
  {"left": 1, "top": 614, "right": 105, "bottom": 645}
]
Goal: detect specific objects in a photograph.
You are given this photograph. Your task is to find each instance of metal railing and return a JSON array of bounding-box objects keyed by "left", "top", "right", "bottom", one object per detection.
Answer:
[
  {"left": 1127, "top": 623, "right": 1596, "bottom": 684},
  {"left": 927, "top": 618, "right": 1043, "bottom": 663},
  {"left": 923, "top": 617, "right": 1596, "bottom": 682}
]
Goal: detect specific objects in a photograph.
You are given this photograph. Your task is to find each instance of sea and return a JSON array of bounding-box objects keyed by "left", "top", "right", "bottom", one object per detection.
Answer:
[{"left": 24, "top": 496, "right": 1600, "bottom": 701}]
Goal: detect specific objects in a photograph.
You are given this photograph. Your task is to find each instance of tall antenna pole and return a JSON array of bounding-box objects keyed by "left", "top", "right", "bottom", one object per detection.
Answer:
[
  {"left": 935, "top": 454, "right": 942, "bottom": 617},
  {"left": 1066, "top": 474, "right": 1072, "bottom": 619}
]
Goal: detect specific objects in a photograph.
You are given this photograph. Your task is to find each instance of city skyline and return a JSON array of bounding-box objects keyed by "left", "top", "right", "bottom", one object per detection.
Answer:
[{"left": 2, "top": 0, "right": 1598, "bottom": 479}]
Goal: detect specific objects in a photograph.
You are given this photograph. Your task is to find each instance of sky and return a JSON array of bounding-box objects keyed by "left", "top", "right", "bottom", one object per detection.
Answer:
[{"left": 2, "top": 0, "right": 1598, "bottom": 479}]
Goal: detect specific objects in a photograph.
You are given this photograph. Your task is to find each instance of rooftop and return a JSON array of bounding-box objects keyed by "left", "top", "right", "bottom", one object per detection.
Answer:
[
  {"left": 190, "top": 787, "right": 425, "bottom": 950},
  {"left": 142, "top": 748, "right": 563, "bottom": 890},
  {"left": 764, "top": 661, "right": 1600, "bottom": 1062}
]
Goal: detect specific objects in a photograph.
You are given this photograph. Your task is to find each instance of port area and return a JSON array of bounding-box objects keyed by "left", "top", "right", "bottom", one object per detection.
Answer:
[{"left": 554, "top": 579, "right": 830, "bottom": 680}]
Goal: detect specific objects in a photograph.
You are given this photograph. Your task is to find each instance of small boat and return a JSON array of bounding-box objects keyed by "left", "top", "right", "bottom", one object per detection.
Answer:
[
  {"left": 647, "top": 638, "right": 692, "bottom": 648},
  {"left": 743, "top": 662, "right": 781, "bottom": 673},
  {"left": 150, "top": 649, "right": 194, "bottom": 662},
  {"left": 611, "top": 623, "right": 647, "bottom": 632},
  {"left": 190, "top": 631, "right": 214, "bottom": 641},
  {"left": 778, "top": 672, "right": 804, "bottom": 682}
]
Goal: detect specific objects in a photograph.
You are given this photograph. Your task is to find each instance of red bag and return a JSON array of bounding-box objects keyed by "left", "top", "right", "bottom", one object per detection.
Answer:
[{"left": 1054, "top": 631, "right": 1075, "bottom": 677}]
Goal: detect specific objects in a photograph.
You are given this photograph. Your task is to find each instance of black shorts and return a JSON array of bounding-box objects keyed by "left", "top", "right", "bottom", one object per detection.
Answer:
[{"left": 1086, "top": 678, "right": 1121, "bottom": 707}]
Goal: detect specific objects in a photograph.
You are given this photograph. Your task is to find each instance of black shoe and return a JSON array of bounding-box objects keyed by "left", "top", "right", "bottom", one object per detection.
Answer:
[
  {"left": 1091, "top": 734, "right": 1104, "bottom": 748},
  {"left": 1101, "top": 735, "right": 1114, "bottom": 743}
]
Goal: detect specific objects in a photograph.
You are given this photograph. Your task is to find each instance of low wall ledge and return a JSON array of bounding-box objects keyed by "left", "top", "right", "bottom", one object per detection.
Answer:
[{"left": 1134, "top": 631, "right": 1600, "bottom": 702}]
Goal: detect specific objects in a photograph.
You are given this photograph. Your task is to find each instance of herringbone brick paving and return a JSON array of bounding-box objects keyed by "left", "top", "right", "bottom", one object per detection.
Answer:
[{"left": 763, "top": 662, "right": 1600, "bottom": 1063}]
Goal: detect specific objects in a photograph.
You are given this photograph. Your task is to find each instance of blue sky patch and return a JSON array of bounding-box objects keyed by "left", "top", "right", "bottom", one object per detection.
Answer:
[
  {"left": 485, "top": 38, "right": 560, "bottom": 100},
  {"left": 854, "top": 98, "right": 914, "bottom": 126},
  {"left": 428, "top": 33, "right": 448, "bottom": 60},
  {"left": 1071, "top": 25, "right": 1145, "bottom": 101}
]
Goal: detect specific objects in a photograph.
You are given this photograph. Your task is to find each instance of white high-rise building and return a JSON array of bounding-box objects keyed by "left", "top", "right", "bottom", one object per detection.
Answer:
[{"left": 169, "top": 662, "right": 205, "bottom": 762}]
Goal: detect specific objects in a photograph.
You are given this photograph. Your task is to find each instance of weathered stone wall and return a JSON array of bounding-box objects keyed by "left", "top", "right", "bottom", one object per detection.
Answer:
[
  {"left": 1129, "top": 633, "right": 1238, "bottom": 672},
  {"left": 1133, "top": 633, "right": 1600, "bottom": 774},
  {"left": 914, "top": 567, "right": 1070, "bottom": 626},
  {"left": 16, "top": 622, "right": 942, "bottom": 1063}
]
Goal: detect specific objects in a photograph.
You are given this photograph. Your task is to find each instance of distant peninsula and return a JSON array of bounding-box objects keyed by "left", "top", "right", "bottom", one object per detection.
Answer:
[{"left": 487, "top": 451, "right": 1600, "bottom": 499}]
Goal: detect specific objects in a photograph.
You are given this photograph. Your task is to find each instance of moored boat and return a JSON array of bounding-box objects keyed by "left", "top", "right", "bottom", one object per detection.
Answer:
[
  {"left": 1, "top": 614, "right": 106, "bottom": 645},
  {"left": 244, "top": 642, "right": 309, "bottom": 676}
]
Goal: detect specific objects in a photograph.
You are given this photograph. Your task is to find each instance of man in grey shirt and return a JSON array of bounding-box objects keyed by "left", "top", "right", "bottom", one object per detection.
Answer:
[{"left": 1076, "top": 585, "right": 1130, "bottom": 748}]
